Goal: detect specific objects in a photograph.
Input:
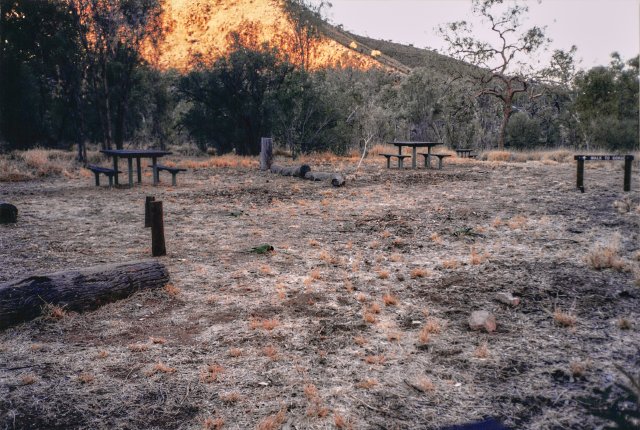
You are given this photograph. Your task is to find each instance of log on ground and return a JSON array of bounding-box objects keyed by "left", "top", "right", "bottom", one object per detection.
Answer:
[
  {"left": 0, "top": 260, "right": 170, "bottom": 329},
  {"left": 304, "top": 171, "right": 346, "bottom": 187},
  {"left": 270, "top": 164, "right": 311, "bottom": 178}
]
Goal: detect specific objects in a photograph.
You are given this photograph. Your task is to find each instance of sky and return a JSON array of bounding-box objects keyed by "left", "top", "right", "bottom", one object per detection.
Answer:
[{"left": 322, "top": 0, "right": 639, "bottom": 70}]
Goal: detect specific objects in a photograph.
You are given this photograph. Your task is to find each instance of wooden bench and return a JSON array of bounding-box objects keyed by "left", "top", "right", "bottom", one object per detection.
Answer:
[
  {"left": 380, "top": 153, "right": 411, "bottom": 169},
  {"left": 150, "top": 164, "right": 187, "bottom": 186},
  {"left": 419, "top": 153, "right": 452, "bottom": 169},
  {"left": 87, "top": 165, "right": 120, "bottom": 187}
]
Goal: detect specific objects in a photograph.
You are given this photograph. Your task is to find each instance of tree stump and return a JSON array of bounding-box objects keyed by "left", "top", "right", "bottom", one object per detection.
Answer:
[
  {"left": 0, "top": 202, "right": 18, "bottom": 224},
  {"left": 260, "top": 137, "right": 273, "bottom": 171},
  {"left": 0, "top": 260, "right": 170, "bottom": 329}
]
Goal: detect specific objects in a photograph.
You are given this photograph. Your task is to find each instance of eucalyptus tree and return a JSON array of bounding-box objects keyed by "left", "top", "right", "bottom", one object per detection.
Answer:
[{"left": 439, "top": 0, "right": 550, "bottom": 149}]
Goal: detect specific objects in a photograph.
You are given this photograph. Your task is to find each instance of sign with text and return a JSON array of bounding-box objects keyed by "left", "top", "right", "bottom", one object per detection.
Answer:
[{"left": 574, "top": 155, "right": 634, "bottom": 161}]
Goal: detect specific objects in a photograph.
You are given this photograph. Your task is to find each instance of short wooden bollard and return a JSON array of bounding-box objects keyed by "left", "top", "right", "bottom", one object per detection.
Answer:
[
  {"left": 574, "top": 155, "right": 634, "bottom": 192},
  {"left": 145, "top": 196, "right": 155, "bottom": 228},
  {"left": 150, "top": 201, "right": 166, "bottom": 257}
]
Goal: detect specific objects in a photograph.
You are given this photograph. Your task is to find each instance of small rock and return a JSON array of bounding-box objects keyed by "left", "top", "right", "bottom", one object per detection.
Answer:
[
  {"left": 496, "top": 292, "right": 520, "bottom": 307},
  {"left": 0, "top": 202, "right": 18, "bottom": 224},
  {"left": 469, "top": 311, "right": 496, "bottom": 332}
]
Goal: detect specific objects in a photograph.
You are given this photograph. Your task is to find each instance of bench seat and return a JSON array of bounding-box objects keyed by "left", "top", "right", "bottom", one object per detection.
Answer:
[
  {"left": 149, "top": 164, "right": 187, "bottom": 186},
  {"left": 379, "top": 153, "right": 411, "bottom": 169},
  {"left": 87, "top": 164, "right": 120, "bottom": 187},
  {"left": 419, "top": 153, "right": 452, "bottom": 169}
]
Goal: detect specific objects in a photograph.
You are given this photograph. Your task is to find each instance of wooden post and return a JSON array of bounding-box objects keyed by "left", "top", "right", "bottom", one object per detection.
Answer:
[
  {"left": 150, "top": 201, "right": 166, "bottom": 256},
  {"left": 260, "top": 137, "right": 273, "bottom": 171},
  {"left": 576, "top": 157, "right": 584, "bottom": 191},
  {"left": 624, "top": 156, "right": 633, "bottom": 192},
  {"left": 145, "top": 196, "right": 155, "bottom": 228}
]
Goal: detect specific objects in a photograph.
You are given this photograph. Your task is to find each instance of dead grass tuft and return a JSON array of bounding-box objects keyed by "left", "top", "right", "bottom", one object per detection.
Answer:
[
  {"left": 430, "top": 233, "right": 443, "bottom": 245},
  {"left": 377, "top": 269, "right": 390, "bottom": 279},
  {"left": 148, "top": 362, "right": 176, "bottom": 375},
  {"left": 202, "top": 417, "right": 225, "bottom": 430},
  {"left": 262, "top": 345, "right": 279, "bottom": 360},
  {"left": 128, "top": 343, "right": 149, "bottom": 352},
  {"left": 442, "top": 259, "right": 459, "bottom": 270},
  {"left": 354, "top": 336, "right": 368, "bottom": 346},
  {"left": 200, "top": 363, "right": 224, "bottom": 383},
  {"left": 586, "top": 236, "right": 625, "bottom": 271},
  {"left": 617, "top": 318, "right": 632, "bottom": 330},
  {"left": 219, "top": 391, "right": 242, "bottom": 403},
  {"left": 382, "top": 293, "right": 398, "bottom": 306},
  {"left": 228, "top": 347, "right": 243, "bottom": 357},
  {"left": 553, "top": 309, "right": 577, "bottom": 327},
  {"left": 334, "top": 413, "right": 353, "bottom": 429},
  {"left": 473, "top": 343, "right": 490, "bottom": 359},
  {"left": 410, "top": 268, "right": 429, "bottom": 278},
  {"left": 77, "top": 373, "right": 95, "bottom": 384},
  {"left": 150, "top": 337, "right": 167, "bottom": 344},
  {"left": 256, "top": 408, "right": 286, "bottom": 430},
  {"left": 416, "top": 376, "right": 435, "bottom": 392},
  {"left": 97, "top": 350, "right": 109, "bottom": 359},
  {"left": 20, "top": 374, "right": 37, "bottom": 385},
  {"left": 569, "top": 360, "right": 589, "bottom": 377},
  {"left": 364, "top": 355, "right": 385, "bottom": 365},
  {"left": 164, "top": 283, "right": 181, "bottom": 297},
  {"left": 43, "top": 303, "right": 67, "bottom": 321},
  {"left": 250, "top": 318, "right": 280, "bottom": 331},
  {"left": 356, "top": 378, "right": 378, "bottom": 389},
  {"left": 507, "top": 215, "right": 527, "bottom": 229}
]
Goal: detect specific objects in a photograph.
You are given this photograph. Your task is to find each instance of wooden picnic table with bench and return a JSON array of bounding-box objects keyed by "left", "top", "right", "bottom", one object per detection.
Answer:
[
  {"left": 100, "top": 149, "right": 173, "bottom": 187},
  {"left": 381, "top": 141, "right": 443, "bottom": 169},
  {"left": 455, "top": 149, "right": 477, "bottom": 158}
]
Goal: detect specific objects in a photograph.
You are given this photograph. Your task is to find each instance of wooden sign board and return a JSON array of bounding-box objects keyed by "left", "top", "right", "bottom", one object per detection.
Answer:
[{"left": 574, "top": 155, "right": 634, "bottom": 161}]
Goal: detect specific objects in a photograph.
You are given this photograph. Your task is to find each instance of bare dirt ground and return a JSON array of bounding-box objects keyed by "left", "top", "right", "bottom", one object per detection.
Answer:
[{"left": 1, "top": 156, "right": 639, "bottom": 429}]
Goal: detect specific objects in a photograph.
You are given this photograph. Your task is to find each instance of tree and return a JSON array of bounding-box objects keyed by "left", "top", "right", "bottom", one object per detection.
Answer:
[
  {"left": 178, "top": 41, "right": 296, "bottom": 155},
  {"left": 439, "top": 0, "right": 549, "bottom": 149},
  {"left": 573, "top": 53, "right": 639, "bottom": 150},
  {"left": 281, "top": 0, "right": 329, "bottom": 70},
  {"left": 70, "top": 0, "right": 163, "bottom": 150}
]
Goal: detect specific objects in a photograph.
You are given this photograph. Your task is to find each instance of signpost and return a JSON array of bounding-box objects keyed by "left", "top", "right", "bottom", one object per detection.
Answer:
[{"left": 574, "top": 155, "right": 634, "bottom": 192}]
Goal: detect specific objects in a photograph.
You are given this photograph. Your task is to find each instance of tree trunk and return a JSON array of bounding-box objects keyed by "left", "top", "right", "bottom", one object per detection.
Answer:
[
  {"left": 270, "top": 164, "right": 311, "bottom": 177},
  {"left": 498, "top": 102, "right": 512, "bottom": 150},
  {"left": 0, "top": 260, "right": 169, "bottom": 330}
]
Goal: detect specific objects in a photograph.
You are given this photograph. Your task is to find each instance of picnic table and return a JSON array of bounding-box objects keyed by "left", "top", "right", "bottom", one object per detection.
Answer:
[
  {"left": 100, "top": 149, "right": 172, "bottom": 187},
  {"left": 455, "top": 149, "right": 474, "bottom": 158},
  {"left": 391, "top": 141, "right": 442, "bottom": 169}
]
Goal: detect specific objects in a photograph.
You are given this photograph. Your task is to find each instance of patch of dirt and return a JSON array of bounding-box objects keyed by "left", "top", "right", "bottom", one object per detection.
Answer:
[{"left": 1, "top": 157, "right": 639, "bottom": 429}]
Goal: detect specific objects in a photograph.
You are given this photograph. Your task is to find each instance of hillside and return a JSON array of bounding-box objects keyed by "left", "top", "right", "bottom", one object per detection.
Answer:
[{"left": 149, "top": 0, "right": 471, "bottom": 76}]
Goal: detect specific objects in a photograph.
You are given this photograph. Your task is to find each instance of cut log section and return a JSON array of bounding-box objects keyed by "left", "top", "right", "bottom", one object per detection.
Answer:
[
  {"left": 270, "top": 164, "right": 311, "bottom": 178},
  {"left": 304, "top": 172, "right": 346, "bottom": 187},
  {"left": 0, "top": 260, "right": 170, "bottom": 329}
]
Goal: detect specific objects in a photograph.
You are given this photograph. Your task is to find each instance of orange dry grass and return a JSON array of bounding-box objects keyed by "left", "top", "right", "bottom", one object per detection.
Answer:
[
  {"left": 553, "top": 309, "right": 577, "bottom": 327},
  {"left": 382, "top": 293, "right": 398, "bottom": 306},
  {"left": 179, "top": 155, "right": 258, "bottom": 169},
  {"left": 485, "top": 151, "right": 511, "bottom": 162},
  {"left": 148, "top": 362, "right": 176, "bottom": 375},
  {"left": 77, "top": 373, "right": 95, "bottom": 383},
  {"left": 202, "top": 417, "right": 225, "bottom": 430},
  {"left": 256, "top": 408, "right": 286, "bottom": 430},
  {"left": 200, "top": 363, "right": 224, "bottom": 383},
  {"left": 164, "top": 283, "right": 181, "bottom": 297},
  {"left": 410, "top": 268, "right": 429, "bottom": 278},
  {"left": 356, "top": 378, "right": 378, "bottom": 389}
]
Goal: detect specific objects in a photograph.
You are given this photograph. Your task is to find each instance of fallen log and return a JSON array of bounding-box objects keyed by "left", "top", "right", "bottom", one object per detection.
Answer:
[
  {"left": 270, "top": 164, "right": 311, "bottom": 178},
  {"left": 304, "top": 171, "right": 346, "bottom": 187},
  {"left": 0, "top": 260, "right": 169, "bottom": 330}
]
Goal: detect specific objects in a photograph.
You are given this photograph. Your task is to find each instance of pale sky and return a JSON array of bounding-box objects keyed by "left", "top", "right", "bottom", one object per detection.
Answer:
[{"left": 322, "top": 0, "right": 640, "bottom": 69}]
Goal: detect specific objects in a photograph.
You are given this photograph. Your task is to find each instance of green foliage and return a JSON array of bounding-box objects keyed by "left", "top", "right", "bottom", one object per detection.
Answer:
[
  {"left": 178, "top": 43, "right": 297, "bottom": 155},
  {"left": 574, "top": 53, "right": 639, "bottom": 150},
  {"left": 505, "top": 112, "right": 541, "bottom": 149}
]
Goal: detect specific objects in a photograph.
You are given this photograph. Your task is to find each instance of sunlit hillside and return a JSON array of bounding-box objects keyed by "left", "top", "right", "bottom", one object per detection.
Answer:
[{"left": 150, "top": 0, "right": 387, "bottom": 71}]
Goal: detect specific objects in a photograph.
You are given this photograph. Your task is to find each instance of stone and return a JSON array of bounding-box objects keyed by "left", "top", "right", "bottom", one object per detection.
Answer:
[
  {"left": 496, "top": 292, "right": 520, "bottom": 307},
  {"left": 0, "top": 202, "right": 18, "bottom": 224},
  {"left": 469, "top": 311, "right": 496, "bottom": 332}
]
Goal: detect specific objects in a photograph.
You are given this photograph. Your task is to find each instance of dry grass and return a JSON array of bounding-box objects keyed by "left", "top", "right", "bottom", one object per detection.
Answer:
[
  {"left": 179, "top": 154, "right": 257, "bottom": 169},
  {"left": 553, "top": 309, "right": 577, "bottom": 327},
  {"left": 382, "top": 293, "right": 398, "bottom": 306},
  {"left": 410, "top": 268, "right": 429, "bottom": 278},
  {"left": 473, "top": 343, "right": 491, "bottom": 359},
  {"left": 356, "top": 379, "right": 378, "bottom": 389},
  {"left": 200, "top": 363, "right": 224, "bottom": 383},
  {"left": 147, "top": 362, "right": 176, "bottom": 375},
  {"left": 256, "top": 409, "right": 286, "bottom": 430},
  {"left": 377, "top": 269, "right": 390, "bottom": 279},
  {"left": 485, "top": 151, "right": 511, "bottom": 162},
  {"left": 20, "top": 374, "right": 37, "bottom": 385},
  {"left": 617, "top": 318, "right": 632, "bottom": 330},
  {"left": 586, "top": 236, "right": 625, "bottom": 271},
  {"left": 202, "top": 417, "right": 225, "bottom": 430},
  {"left": 42, "top": 303, "right": 67, "bottom": 321},
  {"left": 442, "top": 259, "right": 459, "bottom": 270},
  {"left": 569, "top": 360, "right": 589, "bottom": 377},
  {"left": 77, "top": 373, "right": 95, "bottom": 384},
  {"left": 164, "top": 283, "right": 182, "bottom": 297}
]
